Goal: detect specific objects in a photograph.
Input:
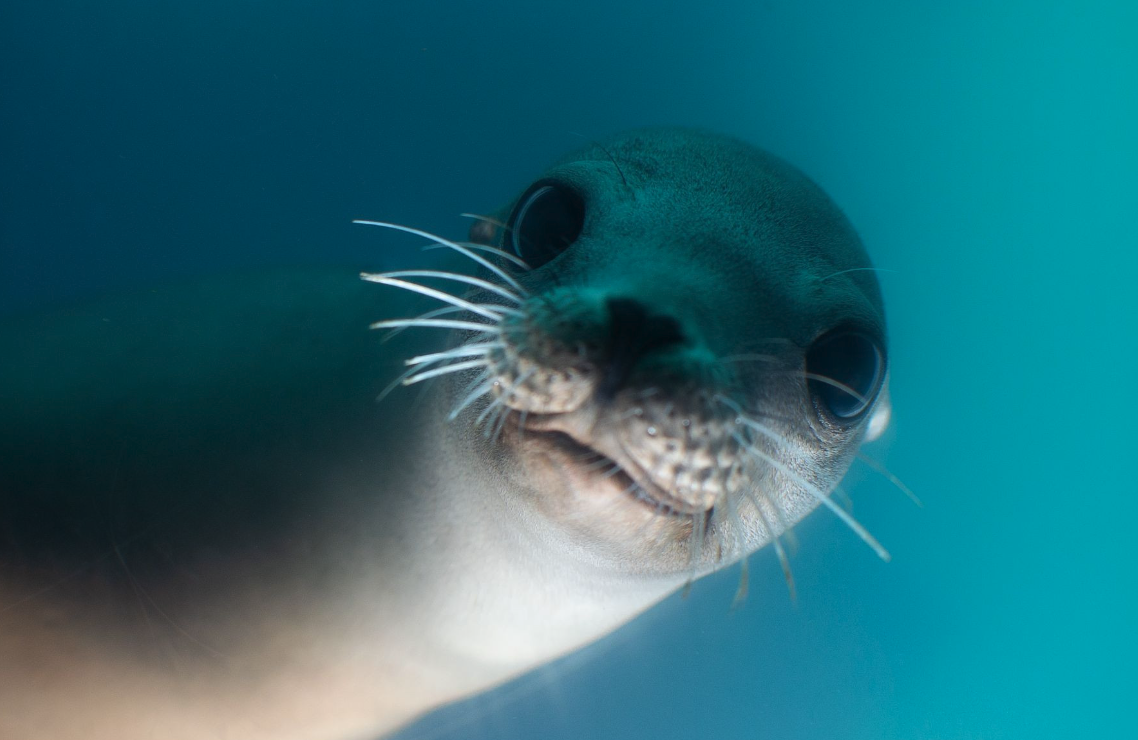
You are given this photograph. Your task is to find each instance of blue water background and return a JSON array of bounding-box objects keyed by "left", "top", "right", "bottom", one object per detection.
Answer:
[{"left": 2, "top": 1, "right": 1134, "bottom": 738}]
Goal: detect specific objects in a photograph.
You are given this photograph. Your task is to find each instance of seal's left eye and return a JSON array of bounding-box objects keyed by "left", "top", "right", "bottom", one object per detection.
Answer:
[
  {"left": 508, "top": 182, "right": 585, "bottom": 269},
  {"left": 805, "top": 331, "right": 885, "bottom": 420}
]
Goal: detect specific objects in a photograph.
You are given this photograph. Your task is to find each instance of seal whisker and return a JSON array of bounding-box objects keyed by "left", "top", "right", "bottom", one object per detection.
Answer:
[
  {"left": 564, "top": 449, "right": 620, "bottom": 473},
  {"left": 365, "top": 270, "right": 524, "bottom": 304},
  {"left": 477, "top": 402, "right": 504, "bottom": 434},
  {"left": 831, "top": 485, "right": 854, "bottom": 514},
  {"left": 685, "top": 508, "right": 708, "bottom": 590},
  {"left": 376, "top": 357, "right": 452, "bottom": 403},
  {"left": 427, "top": 237, "right": 532, "bottom": 272},
  {"left": 377, "top": 346, "right": 494, "bottom": 403},
  {"left": 731, "top": 557, "right": 750, "bottom": 611},
  {"left": 854, "top": 452, "right": 922, "bottom": 507},
  {"left": 742, "top": 488, "right": 797, "bottom": 601},
  {"left": 474, "top": 368, "right": 536, "bottom": 434},
  {"left": 360, "top": 275, "right": 513, "bottom": 321},
  {"left": 406, "top": 343, "right": 501, "bottom": 367},
  {"left": 447, "top": 370, "right": 495, "bottom": 421},
  {"left": 795, "top": 372, "right": 869, "bottom": 406},
  {"left": 819, "top": 266, "right": 897, "bottom": 282},
  {"left": 731, "top": 427, "right": 890, "bottom": 561},
  {"left": 567, "top": 131, "right": 630, "bottom": 190},
  {"left": 352, "top": 219, "right": 525, "bottom": 294},
  {"left": 704, "top": 506, "right": 730, "bottom": 565},
  {"left": 458, "top": 242, "right": 530, "bottom": 269},
  {"left": 721, "top": 492, "right": 752, "bottom": 609},
  {"left": 597, "top": 461, "right": 624, "bottom": 479},
  {"left": 489, "top": 369, "right": 538, "bottom": 442},
  {"left": 490, "top": 405, "right": 512, "bottom": 443},
  {"left": 716, "top": 394, "right": 890, "bottom": 560},
  {"left": 459, "top": 212, "right": 511, "bottom": 233},
  {"left": 378, "top": 305, "right": 464, "bottom": 342},
  {"left": 369, "top": 318, "right": 501, "bottom": 334},
  {"left": 377, "top": 366, "right": 426, "bottom": 403},
  {"left": 726, "top": 491, "right": 750, "bottom": 562},
  {"left": 112, "top": 544, "right": 225, "bottom": 659},
  {"left": 402, "top": 359, "right": 490, "bottom": 387}
]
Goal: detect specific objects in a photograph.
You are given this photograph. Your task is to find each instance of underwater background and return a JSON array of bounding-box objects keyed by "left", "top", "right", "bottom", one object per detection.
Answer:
[{"left": 1, "top": 1, "right": 1134, "bottom": 739}]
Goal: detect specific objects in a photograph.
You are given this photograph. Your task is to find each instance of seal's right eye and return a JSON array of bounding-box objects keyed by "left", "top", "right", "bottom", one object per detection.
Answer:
[
  {"left": 508, "top": 181, "right": 585, "bottom": 269},
  {"left": 805, "top": 331, "right": 885, "bottom": 421}
]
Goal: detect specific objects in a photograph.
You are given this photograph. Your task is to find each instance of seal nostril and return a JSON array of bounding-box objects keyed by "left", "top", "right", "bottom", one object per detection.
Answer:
[
  {"left": 600, "top": 298, "right": 686, "bottom": 398},
  {"left": 606, "top": 298, "right": 685, "bottom": 351}
]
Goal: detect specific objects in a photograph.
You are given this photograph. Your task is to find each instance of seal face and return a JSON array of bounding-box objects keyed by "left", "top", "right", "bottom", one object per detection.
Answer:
[{"left": 369, "top": 126, "right": 891, "bottom": 579}]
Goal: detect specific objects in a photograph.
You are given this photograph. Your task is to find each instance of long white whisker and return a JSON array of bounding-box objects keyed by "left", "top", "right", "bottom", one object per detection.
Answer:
[
  {"left": 422, "top": 242, "right": 533, "bottom": 272},
  {"left": 458, "top": 242, "right": 531, "bottom": 270},
  {"left": 819, "top": 267, "right": 897, "bottom": 282},
  {"left": 352, "top": 220, "right": 525, "bottom": 293},
  {"left": 716, "top": 394, "right": 889, "bottom": 561},
  {"left": 721, "top": 492, "right": 750, "bottom": 609},
  {"left": 577, "top": 455, "right": 614, "bottom": 472},
  {"left": 685, "top": 510, "right": 707, "bottom": 592},
  {"left": 727, "top": 491, "right": 751, "bottom": 563},
  {"left": 366, "top": 270, "right": 523, "bottom": 304},
  {"left": 597, "top": 461, "right": 625, "bottom": 480},
  {"left": 360, "top": 275, "right": 511, "bottom": 321},
  {"left": 460, "top": 213, "right": 528, "bottom": 269},
  {"left": 406, "top": 342, "right": 500, "bottom": 367},
  {"left": 731, "top": 557, "right": 750, "bottom": 611},
  {"left": 798, "top": 372, "right": 868, "bottom": 406},
  {"left": 474, "top": 395, "right": 503, "bottom": 428},
  {"left": 730, "top": 426, "right": 890, "bottom": 561},
  {"left": 491, "top": 401, "right": 513, "bottom": 442},
  {"left": 742, "top": 488, "right": 796, "bottom": 601},
  {"left": 831, "top": 485, "right": 854, "bottom": 513},
  {"left": 705, "top": 505, "right": 730, "bottom": 566},
  {"left": 477, "top": 401, "right": 504, "bottom": 432},
  {"left": 403, "top": 359, "right": 489, "bottom": 386},
  {"left": 448, "top": 370, "right": 495, "bottom": 421},
  {"left": 377, "top": 359, "right": 444, "bottom": 403},
  {"left": 856, "top": 452, "right": 923, "bottom": 507},
  {"left": 475, "top": 368, "right": 535, "bottom": 433},
  {"left": 369, "top": 318, "right": 501, "bottom": 334},
  {"left": 460, "top": 212, "right": 510, "bottom": 232},
  {"left": 379, "top": 306, "right": 462, "bottom": 342}
]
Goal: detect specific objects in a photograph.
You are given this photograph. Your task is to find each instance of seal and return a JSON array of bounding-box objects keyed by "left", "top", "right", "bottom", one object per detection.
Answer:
[{"left": 0, "top": 127, "right": 890, "bottom": 740}]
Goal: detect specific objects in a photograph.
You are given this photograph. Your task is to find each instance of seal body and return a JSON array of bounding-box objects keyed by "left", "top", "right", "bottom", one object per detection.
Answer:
[{"left": 0, "top": 128, "right": 888, "bottom": 739}]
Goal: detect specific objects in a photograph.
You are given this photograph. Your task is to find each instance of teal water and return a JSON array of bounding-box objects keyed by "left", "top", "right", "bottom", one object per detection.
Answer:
[{"left": 2, "top": 1, "right": 1134, "bottom": 738}]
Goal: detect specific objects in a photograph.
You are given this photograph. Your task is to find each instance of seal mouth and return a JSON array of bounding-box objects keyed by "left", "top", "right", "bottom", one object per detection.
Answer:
[{"left": 521, "top": 425, "right": 702, "bottom": 518}]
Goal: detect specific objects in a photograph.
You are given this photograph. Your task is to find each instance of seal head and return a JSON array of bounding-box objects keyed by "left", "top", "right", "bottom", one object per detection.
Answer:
[{"left": 436, "top": 127, "right": 889, "bottom": 578}]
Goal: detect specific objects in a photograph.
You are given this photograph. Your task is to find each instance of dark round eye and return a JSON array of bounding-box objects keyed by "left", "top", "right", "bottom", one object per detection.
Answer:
[
  {"left": 805, "top": 331, "right": 885, "bottom": 420},
  {"left": 507, "top": 181, "right": 585, "bottom": 269}
]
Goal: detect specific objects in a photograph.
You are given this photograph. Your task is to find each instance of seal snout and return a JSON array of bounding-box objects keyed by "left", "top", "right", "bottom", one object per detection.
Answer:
[
  {"left": 599, "top": 297, "right": 686, "bottom": 399},
  {"left": 488, "top": 288, "right": 747, "bottom": 517}
]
